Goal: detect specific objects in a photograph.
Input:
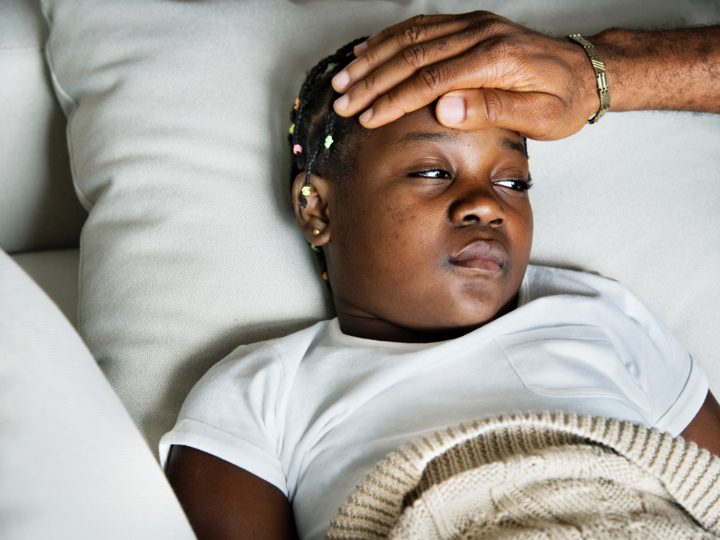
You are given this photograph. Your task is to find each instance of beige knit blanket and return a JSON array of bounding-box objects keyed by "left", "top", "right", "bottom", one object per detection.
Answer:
[{"left": 325, "top": 412, "right": 720, "bottom": 540}]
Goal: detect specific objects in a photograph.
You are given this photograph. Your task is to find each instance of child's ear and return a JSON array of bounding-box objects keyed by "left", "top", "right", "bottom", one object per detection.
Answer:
[{"left": 293, "top": 172, "right": 332, "bottom": 246}]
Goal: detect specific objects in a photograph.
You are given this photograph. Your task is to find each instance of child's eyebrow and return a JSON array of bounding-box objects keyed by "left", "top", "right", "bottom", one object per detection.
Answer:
[
  {"left": 396, "top": 132, "right": 459, "bottom": 149},
  {"left": 502, "top": 137, "right": 528, "bottom": 158},
  {"left": 396, "top": 132, "right": 528, "bottom": 159}
]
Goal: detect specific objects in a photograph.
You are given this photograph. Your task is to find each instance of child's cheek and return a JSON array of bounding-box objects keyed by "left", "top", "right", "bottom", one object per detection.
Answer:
[{"left": 383, "top": 202, "right": 422, "bottom": 248}]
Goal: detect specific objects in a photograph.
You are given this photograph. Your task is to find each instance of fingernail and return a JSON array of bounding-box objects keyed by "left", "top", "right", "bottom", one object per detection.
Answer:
[
  {"left": 438, "top": 95, "right": 465, "bottom": 125},
  {"left": 354, "top": 41, "right": 368, "bottom": 55},
  {"left": 333, "top": 70, "right": 349, "bottom": 91},
  {"left": 359, "top": 108, "right": 373, "bottom": 124},
  {"left": 334, "top": 94, "right": 349, "bottom": 111}
]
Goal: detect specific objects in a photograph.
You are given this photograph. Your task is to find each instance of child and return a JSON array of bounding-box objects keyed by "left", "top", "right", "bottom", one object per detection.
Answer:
[{"left": 161, "top": 38, "right": 717, "bottom": 540}]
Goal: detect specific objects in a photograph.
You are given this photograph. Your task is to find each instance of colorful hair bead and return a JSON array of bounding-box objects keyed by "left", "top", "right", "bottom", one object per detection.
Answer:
[
  {"left": 301, "top": 186, "right": 311, "bottom": 196},
  {"left": 289, "top": 123, "right": 295, "bottom": 134},
  {"left": 324, "top": 135, "right": 334, "bottom": 149},
  {"left": 294, "top": 98, "right": 300, "bottom": 110},
  {"left": 310, "top": 244, "right": 322, "bottom": 253},
  {"left": 293, "top": 144, "right": 302, "bottom": 154}
]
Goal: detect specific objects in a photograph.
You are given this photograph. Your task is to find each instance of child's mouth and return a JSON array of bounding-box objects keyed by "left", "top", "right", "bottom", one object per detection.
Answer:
[{"left": 449, "top": 240, "right": 508, "bottom": 273}]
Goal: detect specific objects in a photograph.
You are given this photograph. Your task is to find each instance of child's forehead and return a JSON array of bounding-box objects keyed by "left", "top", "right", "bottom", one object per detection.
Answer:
[{"left": 363, "top": 105, "right": 525, "bottom": 156}]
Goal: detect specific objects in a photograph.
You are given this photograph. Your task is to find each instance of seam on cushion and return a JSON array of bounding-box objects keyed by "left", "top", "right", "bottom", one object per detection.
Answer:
[
  {"left": 38, "top": 0, "right": 90, "bottom": 331},
  {"left": 43, "top": 43, "right": 93, "bottom": 212},
  {"left": 40, "top": 3, "right": 95, "bottom": 214},
  {"left": 42, "top": 42, "right": 77, "bottom": 115},
  {"left": 39, "top": 0, "right": 52, "bottom": 30}
]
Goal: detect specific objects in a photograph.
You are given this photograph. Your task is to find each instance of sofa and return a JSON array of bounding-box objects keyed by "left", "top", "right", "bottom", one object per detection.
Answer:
[{"left": 3, "top": 0, "right": 719, "bottom": 537}]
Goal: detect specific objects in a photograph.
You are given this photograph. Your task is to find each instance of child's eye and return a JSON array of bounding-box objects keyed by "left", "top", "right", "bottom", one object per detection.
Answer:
[
  {"left": 410, "top": 169, "right": 452, "bottom": 179},
  {"left": 494, "top": 178, "right": 533, "bottom": 192}
]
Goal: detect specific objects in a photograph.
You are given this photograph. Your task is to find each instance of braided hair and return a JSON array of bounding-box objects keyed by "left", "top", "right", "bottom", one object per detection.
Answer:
[{"left": 290, "top": 37, "right": 368, "bottom": 208}]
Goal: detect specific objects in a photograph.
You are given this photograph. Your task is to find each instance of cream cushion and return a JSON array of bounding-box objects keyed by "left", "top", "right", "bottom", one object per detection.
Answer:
[
  {"left": 41, "top": 0, "right": 720, "bottom": 453},
  {"left": 0, "top": 0, "right": 85, "bottom": 254},
  {"left": 0, "top": 249, "right": 194, "bottom": 539},
  {"left": 12, "top": 249, "right": 80, "bottom": 329}
]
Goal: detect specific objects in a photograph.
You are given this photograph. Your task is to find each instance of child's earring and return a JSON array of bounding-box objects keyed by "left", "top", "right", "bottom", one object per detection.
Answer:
[{"left": 313, "top": 229, "right": 321, "bottom": 236}]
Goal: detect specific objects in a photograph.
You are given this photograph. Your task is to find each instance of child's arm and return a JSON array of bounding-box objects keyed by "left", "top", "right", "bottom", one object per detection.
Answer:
[
  {"left": 165, "top": 445, "right": 298, "bottom": 540},
  {"left": 680, "top": 391, "right": 720, "bottom": 457},
  {"left": 331, "top": 12, "right": 720, "bottom": 140}
]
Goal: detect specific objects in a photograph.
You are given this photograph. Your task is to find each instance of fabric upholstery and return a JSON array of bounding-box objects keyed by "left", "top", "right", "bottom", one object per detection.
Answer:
[
  {"left": 40, "top": 0, "right": 720, "bottom": 454},
  {"left": 0, "top": 249, "right": 194, "bottom": 539},
  {"left": 12, "top": 248, "right": 80, "bottom": 329},
  {"left": 0, "top": 0, "right": 85, "bottom": 254}
]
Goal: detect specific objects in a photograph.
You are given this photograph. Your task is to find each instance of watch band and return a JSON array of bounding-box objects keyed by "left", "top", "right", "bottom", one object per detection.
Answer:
[{"left": 568, "top": 34, "right": 610, "bottom": 124}]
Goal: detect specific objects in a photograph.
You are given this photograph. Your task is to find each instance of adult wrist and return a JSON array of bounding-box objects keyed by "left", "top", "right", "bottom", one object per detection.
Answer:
[
  {"left": 567, "top": 34, "right": 610, "bottom": 123},
  {"left": 584, "top": 28, "right": 635, "bottom": 113}
]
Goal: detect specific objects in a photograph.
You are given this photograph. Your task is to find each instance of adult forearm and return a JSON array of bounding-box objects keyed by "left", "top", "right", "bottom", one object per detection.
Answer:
[{"left": 591, "top": 26, "right": 720, "bottom": 114}]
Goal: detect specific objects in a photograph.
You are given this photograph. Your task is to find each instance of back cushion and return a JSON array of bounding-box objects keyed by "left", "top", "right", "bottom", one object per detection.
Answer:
[
  {"left": 0, "top": 0, "right": 86, "bottom": 254},
  {"left": 41, "top": 0, "right": 720, "bottom": 452},
  {"left": 0, "top": 250, "right": 193, "bottom": 539}
]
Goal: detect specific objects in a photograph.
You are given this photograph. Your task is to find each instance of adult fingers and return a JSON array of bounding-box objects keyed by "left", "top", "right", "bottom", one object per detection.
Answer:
[
  {"left": 435, "top": 89, "right": 586, "bottom": 141},
  {"left": 354, "top": 13, "right": 463, "bottom": 57},
  {"left": 334, "top": 27, "right": 490, "bottom": 118},
  {"left": 332, "top": 14, "right": 470, "bottom": 98},
  {"left": 352, "top": 39, "right": 520, "bottom": 128}
]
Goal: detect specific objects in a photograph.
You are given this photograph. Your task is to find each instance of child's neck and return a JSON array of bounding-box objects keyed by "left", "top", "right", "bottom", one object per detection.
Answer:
[{"left": 335, "top": 294, "right": 519, "bottom": 343}]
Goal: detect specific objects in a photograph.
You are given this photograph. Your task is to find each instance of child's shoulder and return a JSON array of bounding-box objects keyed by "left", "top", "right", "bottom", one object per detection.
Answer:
[
  {"left": 224, "top": 319, "right": 332, "bottom": 362},
  {"left": 524, "top": 264, "right": 635, "bottom": 305},
  {"left": 193, "top": 320, "right": 333, "bottom": 388},
  {"left": 521, "top": 265, "right": 669, "bottom": 343}
]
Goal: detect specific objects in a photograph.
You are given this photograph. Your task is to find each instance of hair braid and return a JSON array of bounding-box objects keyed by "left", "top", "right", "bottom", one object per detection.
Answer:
[{"left": 289, "top": 37, "right": 367, "bottom": 208}]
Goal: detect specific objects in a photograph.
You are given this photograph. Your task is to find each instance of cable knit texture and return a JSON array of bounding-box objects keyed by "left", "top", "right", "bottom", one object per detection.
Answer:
[{"left": 325, "top": 412, "right": 720, "bottom": 539}]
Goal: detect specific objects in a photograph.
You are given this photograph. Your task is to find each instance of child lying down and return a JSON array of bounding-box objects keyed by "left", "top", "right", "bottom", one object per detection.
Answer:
[{"left": 160, "top": 18, "right": 720, "bottom": 540}]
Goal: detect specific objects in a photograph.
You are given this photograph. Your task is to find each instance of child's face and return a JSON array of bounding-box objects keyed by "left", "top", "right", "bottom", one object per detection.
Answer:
[{"left": 312, "top": 105, "right": 532, "bottom": 341}]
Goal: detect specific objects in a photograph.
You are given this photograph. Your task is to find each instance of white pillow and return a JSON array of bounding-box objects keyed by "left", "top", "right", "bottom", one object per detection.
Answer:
[
  {"left": 0, "top": 249, "right": 193, "bottom": 538},
  {"left": 12, "top": 248, "right": 81, "bottom": 328},
  {"left": 42, "top": 0, "right": 720, "bottom": 452},
  {"left": 0, "top": 0, "right": 86, "bottom": 254}
]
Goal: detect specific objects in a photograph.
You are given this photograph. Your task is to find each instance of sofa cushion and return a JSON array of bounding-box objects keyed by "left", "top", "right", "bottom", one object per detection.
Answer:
[
  {"left": 0, "top": 249, "right": 193, "bottom": 539},
  {"left": 41, "top": 0, "right": 720, "bottom": 453},
  {"left": 0, "top": 0, "right": 86, "bottom": 254},
  {"left": 11, "top": 248, "right": 80, "bottom": 329}
]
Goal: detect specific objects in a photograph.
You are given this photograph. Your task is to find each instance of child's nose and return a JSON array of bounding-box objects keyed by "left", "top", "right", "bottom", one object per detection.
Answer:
[{"left": 448, "top": 184, "right": 507, "bottom": 229}]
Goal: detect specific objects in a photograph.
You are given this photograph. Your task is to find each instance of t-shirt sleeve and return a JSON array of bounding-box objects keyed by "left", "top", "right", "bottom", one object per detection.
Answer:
[
  {"left": 158, "top": 342, "right": 290, "bottom": 496},
  {"left": 607, "top": 281, "right": 708, "bottom": 437},
  {"left": 652, "top": 353, "right": 708, "bottom": 436}
]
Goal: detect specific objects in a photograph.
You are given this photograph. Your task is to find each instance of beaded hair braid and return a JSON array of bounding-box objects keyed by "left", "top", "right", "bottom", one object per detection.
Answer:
[{"left": 290, "top": 37, "right": 368, "bottom": 209}]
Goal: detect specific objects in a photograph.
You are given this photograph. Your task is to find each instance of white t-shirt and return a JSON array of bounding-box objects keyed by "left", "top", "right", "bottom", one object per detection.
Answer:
[{"left": 159, "top": 265, "right": 708, "bottom": 540}]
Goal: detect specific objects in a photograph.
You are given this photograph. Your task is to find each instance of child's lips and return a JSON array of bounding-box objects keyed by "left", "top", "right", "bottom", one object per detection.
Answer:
[{"left": 450, "top": 240, "right": 508, "bottom": 272}]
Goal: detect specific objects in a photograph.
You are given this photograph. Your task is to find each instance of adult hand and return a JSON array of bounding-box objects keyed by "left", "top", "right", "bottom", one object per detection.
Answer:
[{"left": 331, "top": 11, "right": 601, "bottom": 141}]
